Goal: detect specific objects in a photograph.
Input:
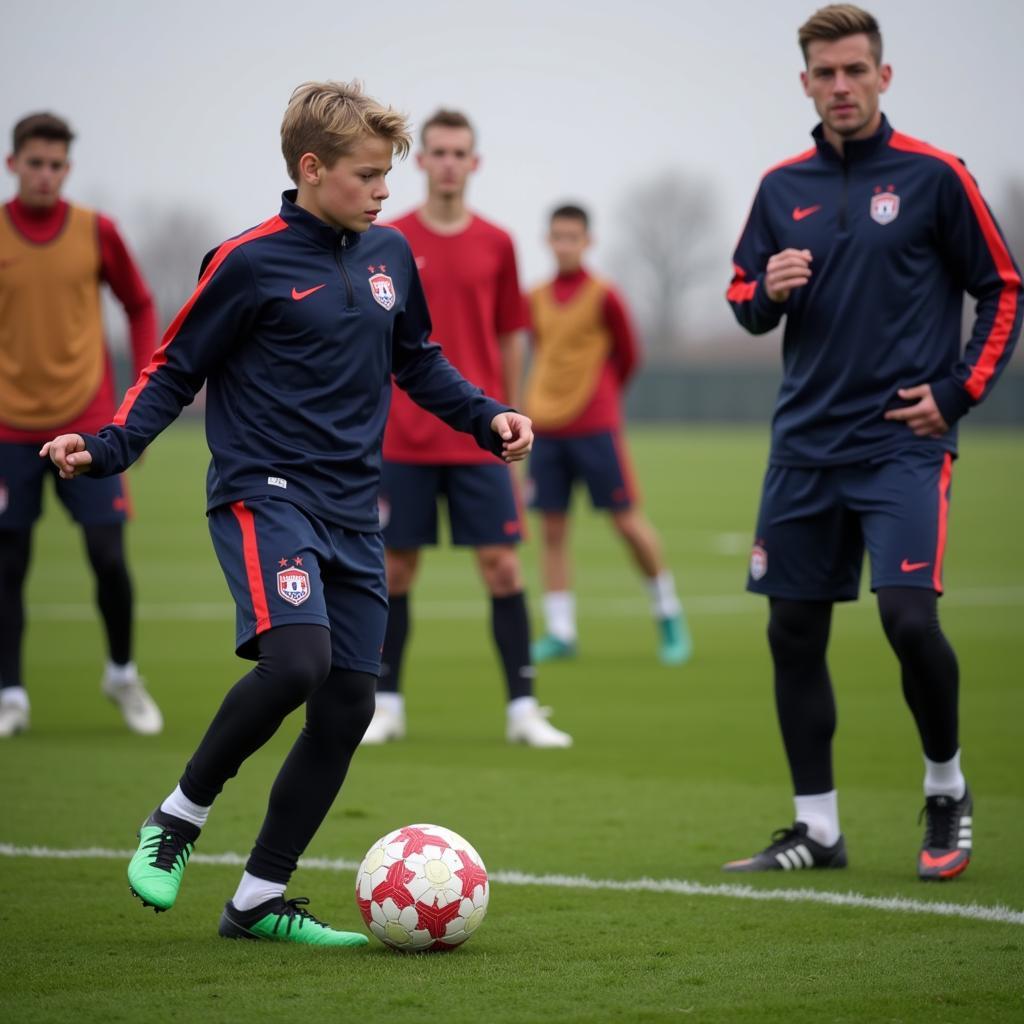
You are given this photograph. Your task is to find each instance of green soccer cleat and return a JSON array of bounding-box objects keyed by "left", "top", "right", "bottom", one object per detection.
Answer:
[
  {"left": 658, "top": 612, "right": 693, "bottom": 666},
  {"left": 218, "top": 896, "right": 369, "bottom": 946},
  {"left": 127, "top": 810, "right": 199, "bottom": 912},
  {"left": 531, "top": 633, "right": 577, "bottom": 663}
]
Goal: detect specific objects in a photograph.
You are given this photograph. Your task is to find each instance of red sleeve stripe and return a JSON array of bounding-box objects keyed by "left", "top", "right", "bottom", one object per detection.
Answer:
[
  {"left": 231, "top": 500, "right": 272, "bottom": 634},
  {"left": 113, "top": 215, "right": 288, "bottom": 425},
  {"left": 727, "top": 263, "right": 758, "bottom": 303},
  {"left": 889, "top": 132, "right": 1021, "bottom": 400}
]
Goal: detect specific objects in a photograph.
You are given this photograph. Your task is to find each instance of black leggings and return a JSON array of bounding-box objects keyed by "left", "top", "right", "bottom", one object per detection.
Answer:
[
  {"left": 0, "top": 523, "right": 132, "bottom": 688},
  {"left": 768, "top": 588, "right": 959, "bottom": 795},
  {"left": 179, "top": 624, "right": 376, "bottom": 883}
]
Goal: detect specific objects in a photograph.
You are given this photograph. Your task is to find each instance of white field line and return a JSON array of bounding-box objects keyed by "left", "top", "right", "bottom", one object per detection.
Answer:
[
  {"left": 2, "top": 843, "right": 1022, "bottom": 927},
  {"left": 26, "top": 586, "right": 1024, "bottom": 623}
]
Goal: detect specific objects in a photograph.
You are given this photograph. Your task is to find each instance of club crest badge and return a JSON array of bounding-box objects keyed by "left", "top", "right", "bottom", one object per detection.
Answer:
[
  {"left": 368, "top": 272, "right": 396, "bottom": 310},
  {"left": 870, "top": 190, "right": 900, "bottom": 225},
  {"left": 750, "top": 543, "right": 768, "bottom": 581},
  {"left": 277, "top": 567, "right": 311, "bottom": 606}
]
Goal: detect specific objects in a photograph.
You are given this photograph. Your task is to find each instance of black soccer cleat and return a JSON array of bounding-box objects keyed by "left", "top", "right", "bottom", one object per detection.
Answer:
[
  {"left": 918, "top": 786, "right": 972, "bottom": 881},
  {"left": 723, "top": 822, "right": 848, "bottom": 872}
]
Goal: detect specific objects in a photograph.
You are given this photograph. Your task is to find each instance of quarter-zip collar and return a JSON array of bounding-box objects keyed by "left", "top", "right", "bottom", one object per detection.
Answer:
[
  {"left": 279, "top": 189, "right": 362, "bottom": 250},
  {"left": 812, "top": 114, "right": 893, "bottom": 164}
]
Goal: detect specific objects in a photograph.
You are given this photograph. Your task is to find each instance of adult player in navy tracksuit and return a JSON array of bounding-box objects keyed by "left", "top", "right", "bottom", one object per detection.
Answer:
[
  {"left": 723, "top": 6, "right": 1021, "bottom": 879},
  {"left": 43, "top": 81, "right": 532, "bottom": 946}
]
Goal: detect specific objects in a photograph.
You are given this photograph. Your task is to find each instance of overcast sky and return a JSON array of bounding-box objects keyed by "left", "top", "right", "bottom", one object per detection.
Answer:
[{"left": 5, "top": 0, "right": 1023, "bottom": 332}]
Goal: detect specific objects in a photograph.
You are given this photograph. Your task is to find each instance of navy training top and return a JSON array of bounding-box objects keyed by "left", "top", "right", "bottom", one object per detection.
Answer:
[
  {"left": 83, "top": 191, "right": 509, "bottom": 530},
  {"left": 727, "top": 116, "right": 1022, "bottom": 467}
]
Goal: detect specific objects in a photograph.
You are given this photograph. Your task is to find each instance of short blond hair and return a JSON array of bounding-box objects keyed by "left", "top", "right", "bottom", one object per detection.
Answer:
[
  {"left": 798, "top": 4, "right": 882, "bottom": 65},
  {"left": 280, "top": 80, "right": 411, "bottom": 184}
]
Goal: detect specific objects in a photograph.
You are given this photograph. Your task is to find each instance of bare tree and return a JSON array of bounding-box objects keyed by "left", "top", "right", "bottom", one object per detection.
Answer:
[{"left": 609, "top": 169, "right": 718, "bottom": 359}]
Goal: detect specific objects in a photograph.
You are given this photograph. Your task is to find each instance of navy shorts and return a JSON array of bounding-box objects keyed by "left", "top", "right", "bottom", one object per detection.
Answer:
[
  {"left": 208, "top": 496, "right": 388, "bottom": 673},
  {"left": 0, "top": 441, "right": 130, "bottom": 529},
  {"left": 528, "top": 430, "right": 637, "bottom": 513},
  {"left": 379, "top": 461, "right": 523, "bottom": 548},
  {"left": 747, "top": 448, "right": 954, "bottom": 601}
]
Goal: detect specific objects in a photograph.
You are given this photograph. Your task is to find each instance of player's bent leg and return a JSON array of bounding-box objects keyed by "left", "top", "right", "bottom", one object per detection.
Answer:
[
  {"left": 83, "top": 524, "right": 163, "bottom": 734},
  {"left": 0, "top": 528, "right": 33, "bottom": 737},
  {"left": 534, "top": 513, "right": 578, "bottom": 662},
  {"left": 220, "top": 667, "right": 375, "bottom": 943},
  {"left": 610, "top": 509, "right": 692, "bottom": 665},
  {"left": 876, "top": 587, "right": 969, "bottom": 879},
  {"left": 128, "top": 625, "right": 332, "bottom": 913}
]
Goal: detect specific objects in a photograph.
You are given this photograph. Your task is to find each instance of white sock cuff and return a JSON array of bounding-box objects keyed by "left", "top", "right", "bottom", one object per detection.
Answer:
[
  {"left": 232, "top": 871, "right": 286, "bottom": 912},
  {"left": 794, "top": 790, "right": 841, "bottom": 848},
  {"left": 646, "top": 571, "right": 681, "bottom": 619},
  {"left": 375, "top": 692, "right": 404, "bottom": 715},
  {"left": 542, "top": 591, "right": 576, "bottom": 642},
  {"left": 923, "top": 749, "right": 966, "bottom": 799},
  {"left": 160, "top": 784, "right": 211, "bottom": 829},
  {"left": 0, "top": 686, "right": 29, "bottom": 710},
  {"left": 507, "top": 695, "right": 539, "bottom": 720}
]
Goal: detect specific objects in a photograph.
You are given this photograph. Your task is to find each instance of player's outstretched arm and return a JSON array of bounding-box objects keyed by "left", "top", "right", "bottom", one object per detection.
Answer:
[
  {"left": 490, "top": 411, "right": 533, "bottom": 463},
  {"left": 39, "top": 434, "right": 92, "bottom": 479}
]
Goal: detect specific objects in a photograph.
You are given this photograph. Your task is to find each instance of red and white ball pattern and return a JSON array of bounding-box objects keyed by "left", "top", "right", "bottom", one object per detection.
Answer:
[{"left": 355, "top": 823, "right": 489, "bottom": 952}]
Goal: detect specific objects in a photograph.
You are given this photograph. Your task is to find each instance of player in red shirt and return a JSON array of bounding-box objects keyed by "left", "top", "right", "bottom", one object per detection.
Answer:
[
  {"left": 0, "top": 112, "right": 161, "bottom": 738},
  {"left": 366, "top": 109, "right": 571, "bottom": 747},
  {"left": 525, "top": 205, "right": 692, "bottom": 665}
]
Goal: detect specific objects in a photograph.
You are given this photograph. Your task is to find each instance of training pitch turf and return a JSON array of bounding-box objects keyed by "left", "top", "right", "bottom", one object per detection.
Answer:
[{"left": 1, "top": 424, "right": 1022, "bottom": 1023}]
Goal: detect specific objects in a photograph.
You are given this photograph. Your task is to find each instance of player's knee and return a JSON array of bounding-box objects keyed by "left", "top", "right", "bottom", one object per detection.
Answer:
[
  {"left": 478, "top": 547, "right": 521, "bottom": 594},
  {"left": 308, "top": 669, "right": 376, "bottom": 745},
  {"left": 258, "top": 624, "right": 332, "bottom": 699},
  {"left": 386, "top": 549, "right": 419, "bottom": 593},
  {"left": 83, "top": 525, "right": 128, "bottom": 580},
  {"left": 768, "top": 599, "right": 830, "bottom": 665},
  {"left": 878, "top": 588, "right": 938, "bottom": 657}
]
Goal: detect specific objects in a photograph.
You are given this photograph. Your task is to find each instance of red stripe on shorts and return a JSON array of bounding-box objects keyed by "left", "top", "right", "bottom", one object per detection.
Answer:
[
  {"left": 932, "top": 453, "right": 953, "bottom": 593},
  {"left": 230, "top": 500, "right": 272, "bottom": 634}
]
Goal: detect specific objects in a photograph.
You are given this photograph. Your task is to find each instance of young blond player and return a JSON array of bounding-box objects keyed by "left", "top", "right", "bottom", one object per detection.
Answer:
[{"left": 43, "top": 81, "right": 532, "bottom": 944}]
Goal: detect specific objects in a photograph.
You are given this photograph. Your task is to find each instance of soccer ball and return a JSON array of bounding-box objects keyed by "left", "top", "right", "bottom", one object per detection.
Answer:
[{"left": 355, "top": 823, "right": 489, "bottom": 952}]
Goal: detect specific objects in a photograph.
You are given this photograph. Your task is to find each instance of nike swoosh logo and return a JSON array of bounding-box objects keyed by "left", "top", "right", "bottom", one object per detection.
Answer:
[
  {"left": 920, "top": 849, "right": 962, "bottom": 869},
  {"left": 792, "top": 205, "right": 821, "bottom": 221},
  {"left": 900, "top": 559, "right": 931, "bottom": 573},
  {"left": 291, "top": 284, "right": 326, "bottom": 301}
]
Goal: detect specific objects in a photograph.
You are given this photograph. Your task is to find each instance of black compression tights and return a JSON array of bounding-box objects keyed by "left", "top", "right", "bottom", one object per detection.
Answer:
[
  {"left": 769, "top": 589, "right": 960, "bottom": 795},
  {"left": 179, "top": 624, "right": 376, "bottom": 883},
  {"left": 0, "top": 524, "right": 132, "bottom": 689},
  {"left": 877, "top": 587, "right": 959, "bottom": 762}
]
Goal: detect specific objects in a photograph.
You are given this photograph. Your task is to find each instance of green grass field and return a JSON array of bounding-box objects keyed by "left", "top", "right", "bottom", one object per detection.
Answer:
[{"left": 1, "top": 424, "right": 1022, "bottom": 1023}]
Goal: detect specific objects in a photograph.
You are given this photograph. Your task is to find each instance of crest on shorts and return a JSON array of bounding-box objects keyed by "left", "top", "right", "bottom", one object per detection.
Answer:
[
  {"left": 368, "top": 272, "right": 396, "bottom": 310},
  {"left": 750, "top": 543, "right": 768, "bottom": 581},
  {"left": 870, "top": 188, "right": 900, "bottom": 225},
  {"left": 277, "top": 567, "right": 310, "bottom": 606}
]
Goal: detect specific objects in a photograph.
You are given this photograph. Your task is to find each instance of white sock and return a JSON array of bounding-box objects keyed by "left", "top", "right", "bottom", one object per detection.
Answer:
[
  {"left": 507, "top": 695, "right": 539, "bottom": 721},
  {"left": 924, "top": 750, "right": 966, "bottom": 799},
  {"left": 0, "top": 686, "right": 29, "bottom": 710},
  {"left": 160, "top": 785, "right": 211, "bottom": 828},
  {"left": 232, "top": 871, "right": 286, "bottom": 912},
  {"left": 375, "top": 692, "right": 404, "bottom": 716},
  {"left": 105, "top": 660, "right": 138, "bottom": 686},
  {"left": 646, "top": 571, "right": 681, "bottom": 619},
  {"left": 543, "top": 591, "right": 576, "bottom": 643},
  {"left": 794, "top": 790, "right": 841, "bottom": 847}
]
